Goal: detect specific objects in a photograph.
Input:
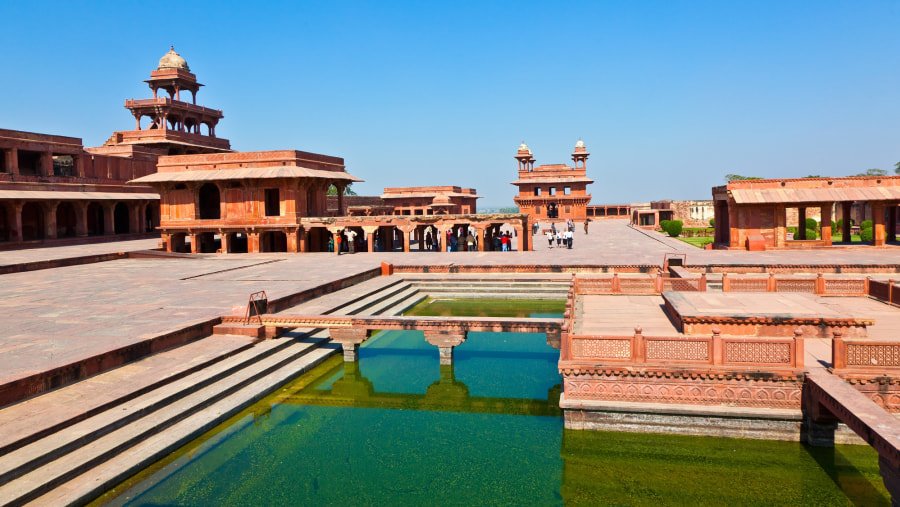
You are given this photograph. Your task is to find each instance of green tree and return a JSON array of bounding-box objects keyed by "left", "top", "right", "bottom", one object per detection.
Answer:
[
  {"left": 724, "top": 174, "right": 762, "bottom": 182},
  {"left": 498, "top": 207, "right": 519, "bottom": 213},
  {"left": 894, "top": 161, "right": 900, "bottom": 175},
  {"left": 854, "top": 168, "right": 887, "bottom": 177},
  {"left": 804, "top": 175, "right": 824, "bottom": 178},
  {"left": 326, "top": 184, "right": 357, "bottom": 196}
]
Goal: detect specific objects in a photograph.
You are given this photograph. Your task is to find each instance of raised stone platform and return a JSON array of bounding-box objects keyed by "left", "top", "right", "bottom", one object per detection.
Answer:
[{"left": 662, "top": 291, "right": 873, "bottom": 338}]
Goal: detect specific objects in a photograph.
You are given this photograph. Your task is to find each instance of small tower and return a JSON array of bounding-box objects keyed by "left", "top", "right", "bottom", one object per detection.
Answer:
[
  {"left": 103, "top": 46, "right": 230, "bottom": 155},
  {"left": 571, "top": 139, "right": 589, "bottom": 170},
  {"left": 515, "top": 142, "right": 535, "bottom": 172}
]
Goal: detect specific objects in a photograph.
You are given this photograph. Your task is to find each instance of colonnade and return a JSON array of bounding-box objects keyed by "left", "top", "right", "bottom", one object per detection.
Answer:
[{"left": 0, "top": 199, "right": 158, "bottom": 244}]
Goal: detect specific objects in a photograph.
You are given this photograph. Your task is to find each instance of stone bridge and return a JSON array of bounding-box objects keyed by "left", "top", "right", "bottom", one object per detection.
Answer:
[
  {"left": 804, "top": 369, "right": 900, "bottom": 503},
  {"left": 224, "top": 314, "right": 563, "bottom": 364}
]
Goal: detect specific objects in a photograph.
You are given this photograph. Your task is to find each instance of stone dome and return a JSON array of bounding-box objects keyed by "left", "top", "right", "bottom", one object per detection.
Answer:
[
  {"left": 575, "top": 139, "right": 586, "bottom": 149},
  {"left": 518, "top": 142, "right": 529, "bottom": 152},
  {"left": 158, "top": 46, "right": 190, "bottom": 71}
]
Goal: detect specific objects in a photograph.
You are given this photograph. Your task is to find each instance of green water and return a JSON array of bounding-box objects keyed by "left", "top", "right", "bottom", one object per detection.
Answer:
[{"left": 94, "top": 300, "right": 889, "bottom": 506}]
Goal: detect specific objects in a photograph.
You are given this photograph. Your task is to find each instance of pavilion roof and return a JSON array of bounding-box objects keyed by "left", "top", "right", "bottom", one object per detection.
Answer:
[
  {"left": 131, "top": 166, "right": 363, "bottom": 184},
  {"left": 730, "top": 186, "right": 900, "bottom": 204}
]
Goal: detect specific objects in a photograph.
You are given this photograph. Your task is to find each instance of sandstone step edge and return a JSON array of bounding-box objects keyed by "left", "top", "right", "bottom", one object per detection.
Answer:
[
  {"left": 0, "top": 338, "right": 329, "bottom": 507},
  {"left": 26, "top": 344, "right": 341, "bottom": 507}
]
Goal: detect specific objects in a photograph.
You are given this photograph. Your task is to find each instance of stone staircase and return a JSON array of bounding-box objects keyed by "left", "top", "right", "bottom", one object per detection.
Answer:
[{"left": 0, "top": 278, "right": 426, "bottom": 507}]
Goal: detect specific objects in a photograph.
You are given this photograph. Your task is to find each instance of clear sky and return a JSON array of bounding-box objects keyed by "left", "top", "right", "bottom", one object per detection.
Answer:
[{"left": 2, "top": 1, "right": 898, "bottom": 207}]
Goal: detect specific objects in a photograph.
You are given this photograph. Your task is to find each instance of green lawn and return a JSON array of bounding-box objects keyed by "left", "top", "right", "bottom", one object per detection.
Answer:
[{"left": 675, "top": 236, "right": 712, "bottom": 248}]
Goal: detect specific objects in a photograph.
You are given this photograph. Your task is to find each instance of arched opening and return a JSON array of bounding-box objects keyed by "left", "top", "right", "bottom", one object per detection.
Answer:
[
  {"left": 198, "top": 183, "right": 221, "bottom": 219},
  {"left": 56, "top": 202, "right": 77, "bottom": 238},
  {"left": 21, "top": 202, "right": 44, "bottom": 241},
  {"left": 260, "top": 231, "right": 287, "bottom": 252},
  {"left": 114, "top": 203, "right": 130, "bottom": 234},
  {"left": 87, "top": 203, "right": 104, "bottom": 236},
  {"left": 196, "top": 232, "right": 218, "bottom": 253},
  {"left": 145, "top": 202, "right": 159, "bottom": 232},
  {"left": 0, "top": 204, "right": 11, "bottom": 241},
  {"left": 225, "top": 232, "right": 248, "bottom": 253}
]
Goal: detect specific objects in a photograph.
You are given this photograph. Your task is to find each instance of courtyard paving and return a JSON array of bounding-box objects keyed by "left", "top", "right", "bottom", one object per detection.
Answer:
[{"left": 1, "top": 219, "right": 899, "bottom": 390}]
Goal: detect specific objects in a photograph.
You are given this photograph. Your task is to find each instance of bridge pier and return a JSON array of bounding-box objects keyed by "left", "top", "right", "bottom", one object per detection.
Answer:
[
  {"left": 424, "top": 331, "right": 467, "bottom": 365},
  {"left": 546, "top": 331, "right": 561, "bottom": 350},
  {"left": 328, "top": 327, "right": 372, "bottom": 362}
]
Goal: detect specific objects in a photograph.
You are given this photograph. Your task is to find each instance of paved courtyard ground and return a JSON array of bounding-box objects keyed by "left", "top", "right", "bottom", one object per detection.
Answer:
[{"left": 1, "top": 219, "right": 899, "bottom": 388}]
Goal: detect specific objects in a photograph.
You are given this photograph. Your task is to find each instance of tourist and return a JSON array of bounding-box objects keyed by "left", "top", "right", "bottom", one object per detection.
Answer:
[
  {"left": 466, "top": 232, "right": 475, "bottom": 251},
  {"left": 532, "top": 222, "right": 539, "bottom": 235},
  {"left": 345, "top": 229, "right": 357, "bottom": 254},
  {"left": 335, "top": 234, "right": 342, "bottom": 255},
  {"left": 328, "top": 237, "right": 334, "bottom": 253},
  {"left": 501, "top": 233, "right": 509, "bottom": 252},
  {"left": 546, "top": 230, "right": 554, "bottom": 248},
  {"left": 584, "top": 219, "right": 589, "bottom": 234},
  {"left": 450, "top": 234, "right": 458, "bottom": 252},
  {"left": 492, "top": 234, "right": 501, "bottom": 251},
  {"left": 556, "top": 230, "right": 562, "bottom": 248},
  {"left": 566, "top": 229, "right": 573, "bottom": 249}
]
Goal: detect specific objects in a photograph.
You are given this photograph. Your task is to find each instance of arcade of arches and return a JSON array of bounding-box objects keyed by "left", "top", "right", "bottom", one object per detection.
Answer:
[{"left": 0, "top": 199, "right": 159, "bottom": 245}]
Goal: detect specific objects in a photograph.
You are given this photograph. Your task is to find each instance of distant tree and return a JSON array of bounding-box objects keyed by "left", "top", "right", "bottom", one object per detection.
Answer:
[
  {"left": 895, "top": 161, "right": 900, "bottom": 175},
  {"left": 724, "top": 174, "right": 762, "bottom": 182},
  {"left": 854, "top": 168, "right": 887, "bottom": 177},
  {"left": 498, "top": 207, "right": 519, "bottom": 214},
  {"left": 804, "top": 175, "right": 824, "bottom": 178},
  {"left": 327, "top": 184, "right": 358, "bottom": 196}
]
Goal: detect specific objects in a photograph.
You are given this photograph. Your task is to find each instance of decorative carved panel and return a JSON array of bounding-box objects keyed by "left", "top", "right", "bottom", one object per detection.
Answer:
[
  {"left": 572, "top": 338, "right": 631, "bottom": 359},
  {"left": 846, "top": 344, "right": 900, "bottom": 367},
  {"left": 725, "top": 342, "right": 791, "bottom": 364}
]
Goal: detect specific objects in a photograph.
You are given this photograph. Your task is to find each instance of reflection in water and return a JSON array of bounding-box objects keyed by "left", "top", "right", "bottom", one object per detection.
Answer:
[{"left": 93, "top": 305, "right": 889, "bottom": 506}]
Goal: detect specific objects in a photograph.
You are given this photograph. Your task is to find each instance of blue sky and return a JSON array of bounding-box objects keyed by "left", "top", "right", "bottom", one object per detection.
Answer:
[{"left": 2, "top": 1, "right": 898, "bottom": 207}]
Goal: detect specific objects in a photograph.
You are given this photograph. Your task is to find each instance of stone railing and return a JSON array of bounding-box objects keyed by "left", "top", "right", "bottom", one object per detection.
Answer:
[
  {"left": 563, "top": 326, "right": 803, "bottom": 369},
  {"left": 574, "top": 273, "right": 706, "bottom": 295},
  {"left": 833, "top": 334, "right": 900, "bottom": 370},
  {"left": 722, "top": 273, "right": 867, "bottom": 296},
  {"left": 868, "top": 279, "right": 900, "bottom": 306}
]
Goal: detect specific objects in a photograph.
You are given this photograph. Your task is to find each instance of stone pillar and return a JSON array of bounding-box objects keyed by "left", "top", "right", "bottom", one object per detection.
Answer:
[
  {"left": 874, "top": 204, "right": 886, "bottom": 247},
  {"left": 424, "top": 331, "right": 467, "bottom": 365},
  {"left": 102, "top": 204, "right": 115, "bottom": 236},
  {"left": 40, "top": 151, "right": 53, "bottom": 177},
  {"left": 336, "top": 184, "right": 345, "bottom": 216},
  {"left": 12, "top": 201, "right": 23, "bottom": 242},
  {"left": 774, "top": 204, "right": 786, "bottom": 248},
  {"left": 398, "top": 225, "right": 415, "bottom": 253},
  {"left": 889, "top": 206, "right": 898, "bottom": 243},
  {"left": 298, "top": 228, "right": 308, "bottom": 253},
  {"left": 842, "top": 202, "right": 853, "bottom": 242},
  {"left": 74, "top": 154, "right": 85, "bottom": 178},
  {"left": 475, "top": 225, "right": 487, "bottom": 251},
  {"left": 247, "top": 232, "right": 260, "bottom": 253},
  {"left": 44, "top": 202, "right": 58, "bottom": 240},
  {"left": 189, "top": 233, "right": 200, "bottom": 254},
  {"left": 286, "top": 229, "right": 299, "bottom": 253},
  {"left": 821, "top": 203, "right": 832, "bottom": 246},
  {"left": 130, "top": 203, "right": 142, "bottom": 235},
  {"left": 329, "top": 327, "right": 371, "bottom": 362},
  {"left": 362, "top": 226, "right": 378, "bottom": 253},
  {"left": 798, "top": 207, "right": 807, "bottom": 240},
  {"left": 514, "top": 225, "right": 525, "bottom": 251},
  {"left": 416, "top": 225, "right": 425, "bottom": 252},
  {"left": 74, "top": 202, "right": 88, "bottom": 237},
  {"left": 220, "top": 231, "right": 231, "bottom": 253},
  {"left": 5, "top": 148, "right": 18, "bottom": 175}
]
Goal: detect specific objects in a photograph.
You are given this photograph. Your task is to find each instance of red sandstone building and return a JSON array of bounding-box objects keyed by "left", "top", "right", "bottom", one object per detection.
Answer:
[
  {"left": 381, "top": 186, "right": 480, "bottom": 215},
  {"left": 0, "top": 47, "right": 234, "bottom": 250},
  {"left": 712, "top": 176, "right": 900, "bottom": 249},
  {"left": 511, "top": 140, "right": 594, "bottom": 221},
  {"left": 131, "top": 150, "right": 362, "bottom": 253},
  {"left": 0, "top": 129, "right": 159, "bottom": 247}
]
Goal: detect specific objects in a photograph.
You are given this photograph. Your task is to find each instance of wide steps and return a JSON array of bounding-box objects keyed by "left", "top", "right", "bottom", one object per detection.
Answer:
[
  {"left": 25, "top": 343, "right": 340, "bottom": 507},
  {"left": 0, "top": 336, "right": 332, "bottom": 506}
]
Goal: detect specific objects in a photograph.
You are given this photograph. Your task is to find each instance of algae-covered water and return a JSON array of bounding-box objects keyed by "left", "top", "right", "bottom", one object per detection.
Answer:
[{"left": 94, "top": 299, "right": 889, "bottom": 506}]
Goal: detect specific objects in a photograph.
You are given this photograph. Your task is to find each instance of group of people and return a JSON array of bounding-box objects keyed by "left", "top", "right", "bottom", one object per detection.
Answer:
[{"left": 544, "top": 219, "right": 579, "bottom": 249}]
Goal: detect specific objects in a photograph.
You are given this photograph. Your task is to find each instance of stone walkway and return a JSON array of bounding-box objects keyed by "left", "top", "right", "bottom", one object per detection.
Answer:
[{"left": 0, "top": 219, "right": 898, "bottom": 391}]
